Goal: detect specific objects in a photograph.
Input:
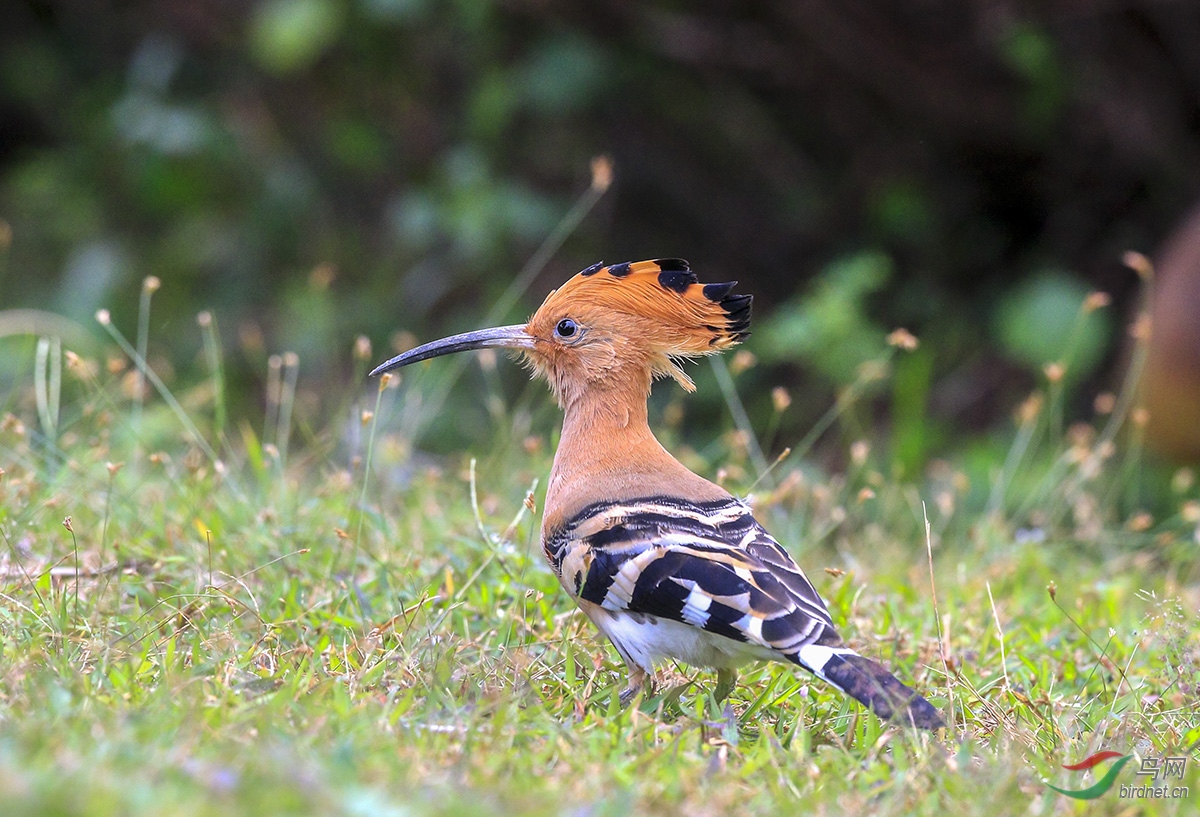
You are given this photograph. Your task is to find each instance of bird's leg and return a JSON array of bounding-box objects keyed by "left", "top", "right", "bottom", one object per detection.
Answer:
[
  {"left": 618, "top": 666, "right": 653, "bottom": 707},
  {"left": 715, "top": 668, "right": 738, "bottom": 703}
]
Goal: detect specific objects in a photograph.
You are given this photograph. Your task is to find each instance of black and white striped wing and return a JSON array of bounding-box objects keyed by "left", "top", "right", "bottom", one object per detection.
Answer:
[
  {"left": 544, "top": 495, "right": 945, "bottom": 729},
  {"left": 546, "top": 496, "right": 840, "bottom": 660}
]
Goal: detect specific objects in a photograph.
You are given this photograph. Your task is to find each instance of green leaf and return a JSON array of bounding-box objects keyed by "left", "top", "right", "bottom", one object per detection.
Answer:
[
  {"left": 993, "top": 271, "right": 1112, "bottom": 380},
  {"left": 249, "top": 0, "right": 343, "bottom": 75}
]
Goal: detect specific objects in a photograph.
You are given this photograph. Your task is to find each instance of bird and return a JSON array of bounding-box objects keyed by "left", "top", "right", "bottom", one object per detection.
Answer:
[{"left": 371, "top": 258, "right": 944, "bottom": 730}]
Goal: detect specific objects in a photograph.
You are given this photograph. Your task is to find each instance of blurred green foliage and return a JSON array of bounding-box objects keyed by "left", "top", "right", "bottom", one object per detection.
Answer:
[
  {"left": 993, "top": 272, "right": 1113, "bottom": 382},
  {"left": 756, "top": 251, "right": 892, "bottom": 383},
  {"left": 1, "top": 1, "right": 1198, "bottom": 466},
  {"left": 250, "top": 0, "right": 345, "bottom": 74}
]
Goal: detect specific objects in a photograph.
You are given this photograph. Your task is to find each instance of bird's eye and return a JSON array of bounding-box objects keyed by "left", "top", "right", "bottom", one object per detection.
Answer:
[{"left": 555, "top": 318, "right": 578, "bottom": 339}]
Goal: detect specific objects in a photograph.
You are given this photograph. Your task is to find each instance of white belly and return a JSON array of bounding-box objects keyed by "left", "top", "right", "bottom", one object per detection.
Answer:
[{"left": 590, "top": 608, "right": 779, "bottom": 672}]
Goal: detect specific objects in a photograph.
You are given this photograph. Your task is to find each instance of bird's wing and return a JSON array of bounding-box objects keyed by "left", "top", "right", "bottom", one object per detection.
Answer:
[
  {"left": 544, "top": 494, "right": 945, "bottom": 729},
  {"left": 545, "top": 495, "right": 840, "bottom": 658}
]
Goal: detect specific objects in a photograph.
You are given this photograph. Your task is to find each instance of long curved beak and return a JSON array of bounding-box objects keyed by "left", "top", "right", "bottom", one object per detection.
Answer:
[{"left": 369, "top": 324, "right": 535, "bottom": 377}]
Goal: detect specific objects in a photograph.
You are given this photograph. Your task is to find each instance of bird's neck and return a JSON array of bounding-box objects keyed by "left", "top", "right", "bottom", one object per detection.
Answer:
[{"left": 542, "top": 379, "right": 729, "bottom": 533}]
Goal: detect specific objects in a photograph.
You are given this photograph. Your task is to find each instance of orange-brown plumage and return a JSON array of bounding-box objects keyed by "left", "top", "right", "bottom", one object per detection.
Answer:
[
  {"left": 371, "top": 258, "right": 943, "bottom": 729},
  {"left": 523, "top": 259, "right": 750, "bottom": 404}
]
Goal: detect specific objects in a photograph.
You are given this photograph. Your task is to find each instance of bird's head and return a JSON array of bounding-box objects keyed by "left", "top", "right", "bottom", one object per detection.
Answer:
[{"left": 370, "top": 259, "right": 751, "bottom": 406}]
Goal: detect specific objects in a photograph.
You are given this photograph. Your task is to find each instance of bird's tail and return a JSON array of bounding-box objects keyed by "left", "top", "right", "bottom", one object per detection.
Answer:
[{"left": 795, "top": 644, "right": 944, "bottom": 730}]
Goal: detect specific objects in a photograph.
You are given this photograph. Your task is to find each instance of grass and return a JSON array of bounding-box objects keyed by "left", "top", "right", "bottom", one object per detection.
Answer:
[{"left": 1, "top": 283, "right": 1199, "bottom": 816}]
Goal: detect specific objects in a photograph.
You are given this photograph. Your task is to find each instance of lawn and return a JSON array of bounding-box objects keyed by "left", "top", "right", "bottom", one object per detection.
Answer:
[{"left": 1, "top": 295, "right": 1197, "bottom": 816}]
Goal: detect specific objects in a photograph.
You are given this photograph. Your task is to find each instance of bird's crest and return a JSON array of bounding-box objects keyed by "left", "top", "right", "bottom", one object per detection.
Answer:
[
  {"left": 540, "top": 258, "right": 750, "bottom": 351},
  {"left": 527, "top": 258, "right": 751, "bottom": 393}
]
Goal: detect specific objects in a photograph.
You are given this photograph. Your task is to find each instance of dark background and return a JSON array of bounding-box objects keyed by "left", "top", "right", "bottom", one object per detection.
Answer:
[{"left": 2, "top": 0, "right": 1199, "bottom": 463}]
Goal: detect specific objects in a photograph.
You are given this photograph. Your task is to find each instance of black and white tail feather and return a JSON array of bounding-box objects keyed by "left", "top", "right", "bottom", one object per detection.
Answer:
[{"left": 545, "top": 495, "right": 944, "bottom": 730}]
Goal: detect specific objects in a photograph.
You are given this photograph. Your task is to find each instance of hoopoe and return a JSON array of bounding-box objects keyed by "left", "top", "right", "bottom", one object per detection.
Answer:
[{"left": 372, "top": 259, "right": 944, "bottom": 730}]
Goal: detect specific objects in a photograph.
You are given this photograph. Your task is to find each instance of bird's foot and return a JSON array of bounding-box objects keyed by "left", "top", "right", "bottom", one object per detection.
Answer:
[
  {"left": 618, "top": 669, "right": 653, "bottom": 707},
  {"left": 714, "top": 668, "right": 738, "bottom": 703}
]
